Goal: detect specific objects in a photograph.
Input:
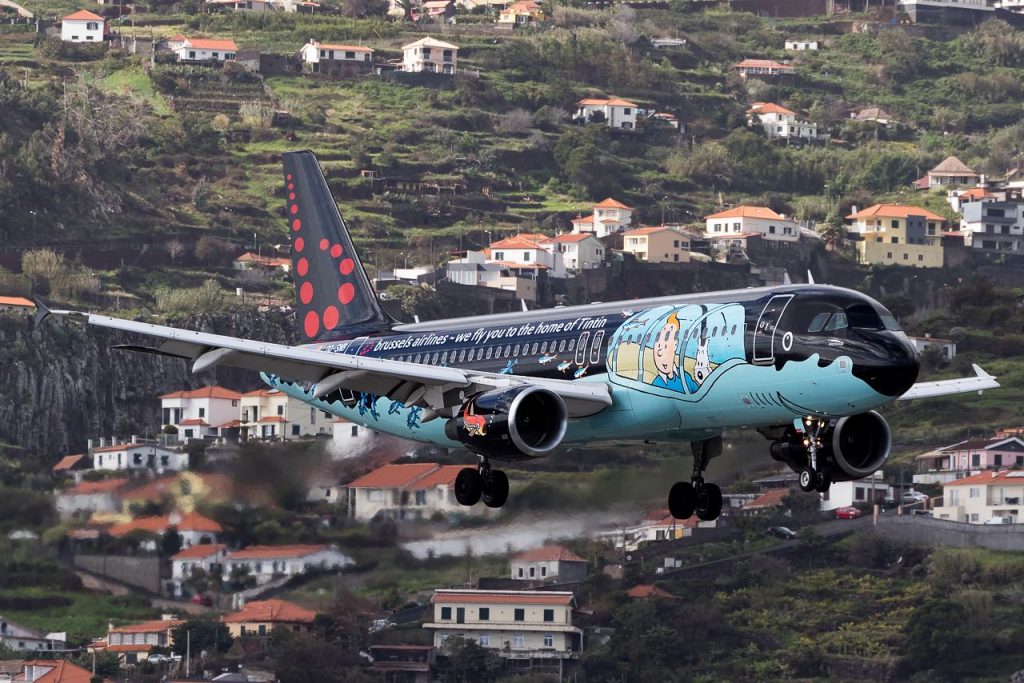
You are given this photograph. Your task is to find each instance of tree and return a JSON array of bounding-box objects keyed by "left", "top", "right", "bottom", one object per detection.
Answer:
[
  {"left": 170, "top": 620, "right": 233, "bottom": 658},
  {"left": 819, "top": 214, "right": 847, "bottom": 252},
  {"left": 902, "top": 599, "right": 968, "bottom": 670},
  {"left": 273, "top": 630, "right": 371, "bottom": 683},
  {"left": 440, "top": 637, "right": 505, "bottom": 682}
]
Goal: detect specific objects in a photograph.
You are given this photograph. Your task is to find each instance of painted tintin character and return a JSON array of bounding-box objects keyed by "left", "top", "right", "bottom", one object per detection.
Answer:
[{"left": 652, "top": 311, "right": 684, "bottom": 392}]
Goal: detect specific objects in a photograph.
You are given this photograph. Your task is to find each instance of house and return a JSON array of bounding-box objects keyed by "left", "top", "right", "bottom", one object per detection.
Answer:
[
  {"left": 570, "top": 198, "right": 634, "bottom": 238},
  {"left": 784, "top": 38, "right": 818, "bottom": 50},
  {"left": 415, "top": 0, "right": 456, "bottom": 20},
  {"left": 485, "top": 234, "right": 565, "bottom": 278},
  {"left": 233, "top": 252, "right": 291, "bottom": 273},
  {"left": 915, "top": 437, "right": 1024, "bottom": 486},
  {"left": 368, "top": 644, "right": 435, "bottom": 681},
  {"left": 240, "top": 389, "right": 331, "bottom": 440},
  {"left": 424, "top": 590, "right": 582, "bottom": 665},
  {"left": 927, "top": 156, "right": 980, "bottom": 189},
  {"left": 948, "top": 187, "right": 994, "bottom": 213},
  {"left": 105, "top": 616, "right": 182, "bottom": 666},
  {"left": 170, "top": 544, "right": 227, "bottom": 597},
  {"left": 498, "top": 0, "right": 545, "bottom": 24},
  {"left": 174, "top": 37, "right": 238, "bottom": 63},
  {"left": 16, "top": 660, "right": 109, "bottom": 683},
  {"left": 206, "top": 0, "right": 321, "bottom": 11},
  {"left": 509, "top": 545, "right": 587, "bottom": 583},
  {"left": 0, "top": 618, "right": 65, "bottom": 654},
  {"left": 60, "top": 9, "right": 105, "bottom": 43},
  {"left": 536, "top": 234, "right": 605, "bottom": 271},
  {"left": 626, "top": 584, "right": 676, "bottom": 599},
  {"left": 299, "top": 40, "right": 373, "bottom": 74},
  {"left": 345, "top": 463, "right": 490, "bottom": 520},
  {"left": 305, "top": 474, "right": 343, "bottom": 505},
  {"left": 575, "top": 98, "right": 639, "bottom": 130},
  {"left": 119, "top": 472, "right": 251, "bottom": 514},
  {"left": 444, "top": 253, "right": 540, "bottom": 301},
  {"left": 898, "top": 0, "right": 993, "bottom": 24},
  {"left": 933, "top": 470, "right": 1024, "bottom": 523},
  {"left": 959, "top": 200, "right": 1024, "bottom": 253},
  {"left": 747, "top": 102, "right": 824, "bottom": 144},
  {"left": 90, "top": 440, "right": 188, "bottom": 474},
  {"left": 704, "top": 205, "right": 799, "bottom": 242},
  {"left": 908, "top": 335, "right": 957, "bottom": 360},
  {"left": 621, "top": 226, "right": 691, "bottom": 263},
  {"left": 107, "top": 511, "right": 222, "bottom": 548},
  {"left": 51, "top": 454, "right": 90, "bottom": 483},
  {"left": 331, "top": 417, "right": 375, "bottom": 452},
  {"left": 222, "top": 544, "right": 352, "bottom": 584},
  {"left": 734, "top": 58, "right": 793, "bottom": 77},
  {"left": 402, "top": 37, "right": 458, "bottom": 75},
  {"left": 846, "top": 204, "right": 945, "bottom": 268},
  {"left": 54, "top": 477, "right": 128, "bottom": 518},
  {"left": 742, "top": 487, "right": 790, "bottom": 513},
  {"left": 612, "top": 510, "right": 702, "bottom": 551},
  {"left": 819, "top": 472, "right": 889, "bottom": 511},
  {"left": 160, "top": 386, "right": 243, "bottom": 441},
  {"left": 222, "top": 599, "right": 316, "bottom": 638},
  {"left": 852, "top": 107, "right": 896, "bottom": 126},
  {"left": 0, "top": 296, "right": 35, "bottom": 313}
]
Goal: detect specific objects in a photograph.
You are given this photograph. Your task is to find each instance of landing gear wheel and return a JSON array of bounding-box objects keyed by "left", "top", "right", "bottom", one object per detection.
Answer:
[
  {"left": 799, "top": 467, "right": 816, "bottom": 493},
  {"left": 814, "top": 470, "right": 832, "bottom": 493},
  {"left": 696, "top": 483, "right": 723, "bottom": 521},
  {"left": 455, "top": 467, "right": 483, "bottom": 506},
  {"left": 668, "top": 482, "right": 697, "bottom": 520},
  {"left": 482, "top": 469, "right": 509, "bottom": 508}
]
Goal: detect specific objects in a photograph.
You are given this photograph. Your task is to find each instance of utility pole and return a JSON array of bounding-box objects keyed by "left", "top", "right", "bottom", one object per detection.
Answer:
[{"left": 186, "top": 629, "right": 191, "bottom": 678}]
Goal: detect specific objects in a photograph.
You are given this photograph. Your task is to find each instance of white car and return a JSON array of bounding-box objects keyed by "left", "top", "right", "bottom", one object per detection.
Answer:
[
  {"left": 983, "top": 516, "right": 1013, "bottom": 525},
  {"left": 901, "top": 492, "right": 929, "bottom": 505}
]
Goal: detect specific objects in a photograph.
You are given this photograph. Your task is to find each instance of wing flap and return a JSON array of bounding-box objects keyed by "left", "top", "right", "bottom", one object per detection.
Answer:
[{"left": 897, "top": 364, "right": 999, "bottom": 400}]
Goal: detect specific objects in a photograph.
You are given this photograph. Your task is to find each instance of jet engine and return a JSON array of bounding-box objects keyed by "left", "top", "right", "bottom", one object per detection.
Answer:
[
  {"left": 770, "top": 410, "right": 891, "bottom": 481},
  {"left": 445, "top": 386, "right": 568, "bottom": 459}
]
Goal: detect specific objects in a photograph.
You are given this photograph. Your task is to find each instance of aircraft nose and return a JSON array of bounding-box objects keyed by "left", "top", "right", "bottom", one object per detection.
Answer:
[{"left": 851, "top": 332, "right": 920, "bottom": 397}]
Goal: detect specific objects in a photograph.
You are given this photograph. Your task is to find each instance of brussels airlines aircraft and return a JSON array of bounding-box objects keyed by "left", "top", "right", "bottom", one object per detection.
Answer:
[{"left": 42, "top": 151, "right": 999, "bottom": 521}]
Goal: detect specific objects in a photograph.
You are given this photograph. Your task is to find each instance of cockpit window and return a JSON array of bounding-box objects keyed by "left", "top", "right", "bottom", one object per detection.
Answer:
[
  {"left": 808, "top": 313, "right": 829, "bottom": 333},
  {"left": 824, "top": 312, "right": 848, "bottom": 331},
  {"left": 880, "top": 312, "right": 901, "bottom": 331},
  {"left": 847, "top": 304, "right": 884, "bottom": 330}
]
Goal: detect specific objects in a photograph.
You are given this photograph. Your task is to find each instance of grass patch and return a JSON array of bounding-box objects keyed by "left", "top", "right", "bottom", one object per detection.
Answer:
[{"left": 0, "top": 588, "right": 157, "bottom": 644}]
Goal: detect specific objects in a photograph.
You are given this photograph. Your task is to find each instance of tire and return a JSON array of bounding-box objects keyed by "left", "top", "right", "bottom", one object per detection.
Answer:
[
  {"left": 696, "top": 483, "right": 723, "bottom": 521},
  {"left": 814, "top": 470, "right": 832, "bottom": 493},
  {"left": 454, "top": 468, "right": 483, "bottom": 506},
  {"left": 668, "top": 481, "right": 697, "bottom": 519},
  {"left": 482, "top": 469, "right": 509, "bottom": 508},
  {"left": 799, "top": 467, "right": 816, "bottom": 493}
]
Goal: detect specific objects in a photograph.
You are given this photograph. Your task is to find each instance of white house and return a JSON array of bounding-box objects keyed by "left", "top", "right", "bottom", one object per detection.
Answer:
[
  {"left": 705, "top": 205, "right": 799, "bottom": 241},
  {"left": 299, "top": 40, "right": 373, "bottom": 72},
  {"left": 908, "top": 335, "right": 957, "bottom": 360},
  {"left": 54, "top": 477, "right": 128, "bottom": 518},
  {"left": 784, "top": 38, "right": 819, "bottom": 50},
  {"left": 819, "top": 472, "right": 890, "bottom": 511},
  {"left": 933, "top": 470, "right": 1024, "bottom": 523},
  {"left": 222, "top": 544, "right": 352, "bottom": 584},
  {"left": 107, "top": 511, "right": 223, "bottom": 549},
  {"left": 169, "top": 544, "right": 227, "bottom": 597},
  {"left": 240, "top": 388, "right": 330, "bottom": 440},
  {"left": 575, "top": 97, "right": 639, "bottom": 130},
  {"left": 0, "top": 618, "right": 66, "bottom": 654},
  {"left": 747, "top": 102, "right": 824, "bottom": 143},
  {"left": 734, "top": 58, "right": 794, "bottom": 77},
  {"left": 571, "top": 198, "right": 634, "bottom": 238},
  {"left": 305, "top": 475, "right": 343, "bottom": 505},
  {"left": 90, "top": 440, "right": 188, "bottom": 474},
  {"left": 160, "top": 386, "right": 242, "bottom": 440},
  {"left": 485, "top": 233, "right": 565, "bottom": 278},
  {"left": 926, "top": 156, "right": 980, "bottom": 189},
  {"left": 445, "top": 252, "right": 539, "bottom": 301},
  {"left": 174, "top": 37, "right": 238, "bottom": 63},
  {"left": 402, "top": 37, "right": 458, "bottom": 75},
  {"left": 536, "top": 234, "right": 605, "bottom": 271},
  {"left": 60, "top": 9, "right": 105, "bottom": 43},
  {"left": 509, "top": 545, "right": 588, "bottom": 583},
  {"left": 345, "top": 463, "right": 491, "bottom": 520},
  {"left": 331, "top": 417, "right": 375, "bottom": 452}
]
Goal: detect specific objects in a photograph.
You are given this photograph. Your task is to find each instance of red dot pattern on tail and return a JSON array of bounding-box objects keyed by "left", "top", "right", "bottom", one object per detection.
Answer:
[
  {"left": 300, "top": 281, "right": 313, "bottom": 305},
  {"left": 339, "top": 283, "right": 355, "bottom": 305},
  {"left": 304, "top": 310, "right": 319, "bottom": 338},
  {"left": 323, "top": 305, "right": 340, "bottom": 330},
  {"left": 330, "top": 244, "right": 342, "bottom": 258}
]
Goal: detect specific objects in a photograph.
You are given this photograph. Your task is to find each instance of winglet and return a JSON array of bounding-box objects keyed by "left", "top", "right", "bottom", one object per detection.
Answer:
[
  {"left": 972, "top": 363, "right": 993, "bottom": 379},
  {"left": 31, "top": 296, "right": 51, "bottom": 329}
]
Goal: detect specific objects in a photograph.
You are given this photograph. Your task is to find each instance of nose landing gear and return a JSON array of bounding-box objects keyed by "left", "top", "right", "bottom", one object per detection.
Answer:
[
  {"left": 796, "top": 418, "right": 832, "bottom": 494},
  {"left": 668, "top": 438, "right": 724, "bottom": 521}
]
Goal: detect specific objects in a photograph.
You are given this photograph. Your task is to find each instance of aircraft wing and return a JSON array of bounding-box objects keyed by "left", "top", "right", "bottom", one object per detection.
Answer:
[
  {"left": 45, "top": 308, "right": 612, "bottom": 418},
  {"left": 897, "top": 364, "right": 999, "bottom": 401}
]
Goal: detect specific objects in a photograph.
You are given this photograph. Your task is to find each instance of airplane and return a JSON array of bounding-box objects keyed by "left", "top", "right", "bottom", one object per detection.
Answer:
[{"left": 40, "top": 151, "right": 1000, "bottom": 521}]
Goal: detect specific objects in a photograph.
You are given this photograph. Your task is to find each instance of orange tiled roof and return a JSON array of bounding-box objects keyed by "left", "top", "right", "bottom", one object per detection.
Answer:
[
  {"left": 846, "top": 204, "right": 945, "bottom": 221},
  {"left": 91, "top": 442, "right": 136, "bottom": 454},
  {"left": 63, "top": 9, "right": 104, "bottom": 20},
  {"left": 316, "top": 43, "right": 373, "bottom": 52},
  {"left": 108, "top": 511, "right": 222, "bottom": 537},
  {"left": 20, "top": 660, "right": 106, "bottom": 683},
  {"left": 408, "top": 465, "right": 463, "bottom": 489},
  {"left": 159, "top": 386, "right": 243, "bottom": 400},
  {"left": 109, "top": 619, "right": 182, "bottom": 634},
  {"left": 432, "top": 590, "right": 573, "bottom": 606},
  {"left": 346, "top": 463, "right": 440, "bottom": 488},
  {"left": 577, "top": 97, "right": 638, "bottom": 108},
  {"left": 944, "top": 470, "right": 1024, "bottom": 487},
  {"left": 222, "top": 599, "right": 316, "bottom": 624},
  {"left": 513, "top": 544, "right": 585, "bottom": 563},
  {"left": 626, "top": 584, "right": 675, "bottom": 599},
  {"left": 748, "top": 102, "right": 796, "bottom": 116},
  {"left": 227, "top": 544, "right": 329, "bottom": 560},
  {"left": 623, "top": 226, "right": 680, "bottom": 237},
  {"left": 53, "top": 454, "right": 86, "bottom": 472},
  {"left": 959, "top": 188, "right": 993, "bottom": 200},
  {"left": 171, "top": 543, "right": 226, "bottom": 560},
  {"left": 735, "top": 58, "right": 793, "bottom": 70},
  {"left": 178, "top": 418, "right": 209, "bottom": 426},
  {"left": 489, "top": 235, "right": 546, "bottom": 250},
  {"left": 745, "top": 488, "right": 790, "bottom": 509},
  {"left": 184, "top": 37, "right": 237, "bottom": 51},
  {"left": 65, "top": 478, "right": 129, "bottom": 495},
  {"left": 0, "top": 295, "right": 35, "bottom": 307},
  {"left": 235, "top": 252, "right": 290, "bottom": 268},
  {"left": 544, "top": 233, "right": 594, "bottom": 243},
  {"left": 242, "top": 388, "right": 279, "bottom": 397},
  {"left": 594, "top": 197, "right": 631, "bottom": 210},
  {"left": 705, "top": 205, "right": 784, "bottom": 221},
  {"left": 257, "top": 415, "right": 288, "bottom": 423},
  {"left": 105, "top": 644, "right": 154, "bottom": 653}
]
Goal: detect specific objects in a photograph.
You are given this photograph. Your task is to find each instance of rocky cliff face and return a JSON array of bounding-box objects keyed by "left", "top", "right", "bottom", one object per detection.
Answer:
[{"left": 0, "top": 310, "right": 295, "bottom": 461}]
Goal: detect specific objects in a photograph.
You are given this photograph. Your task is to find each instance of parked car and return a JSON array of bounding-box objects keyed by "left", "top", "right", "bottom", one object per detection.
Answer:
[
  {"left": 901, "top": 492, "right": 929, "bottom": 505},
  {"left": 880, "top": 496, "right": 897, "bottom": 510},
  {"left": 767, "top": 526, "right": 798, "bottom": 539},
  {"left": 190, "top": 593, "right": 213, "bottom": 607},
  {"left": 835, "top": 506, "right": 863, "bottom": 519}
]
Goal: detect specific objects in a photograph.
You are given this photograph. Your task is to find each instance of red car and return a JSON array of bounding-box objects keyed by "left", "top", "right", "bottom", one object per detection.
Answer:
[{"left": 835, "top": 506, "right": 863, "bottom": 519}]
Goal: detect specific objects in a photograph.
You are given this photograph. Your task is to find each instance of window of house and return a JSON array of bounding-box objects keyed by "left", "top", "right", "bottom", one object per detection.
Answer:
[
  {"left": 523, "top": 252, "right": 531, "bottom": 262},
  {"left": 198, "top": 407, "right": 206, "bottom": 418},
  {"left": 513, "top": 635, "right": 525, "bottom": 648},
  {"left": 161, "top": 455, "right": 169, "bottom": 467},
  {"left": 972, "top": 454, "right": 980, "bottom": 467},
  {"left": 345, "top": 51, "right": 355, "bottom": 59},
  {"left": 514, "top": 609, "right": 524, "bottom": 621},
  {"left": 891, "top": 237, "right": 899, "bottom": 244},
  {"left": 494, "top": 251, "right": 504, "bottom": 260},
  {"left": 995, "top": 454, "right": 1003, "bottom": 466},
  {"left": 415, "top": 490, "right": 426, "bottom": 505},
  {"left": 518, "top": 567, "right": 524, "bottom": 577},
  {"left": 441, "top": 607, "right": 452, "bottom": 620},
  {"left": 891, "top": 220, "right": 899, "bottom": 229},
  {"left": 543, "top": 634, "right": 554, "bottom": 648},
  {"left": 134, "top": 453, "right": 143, "bottom": 466},
  {"left": 969, "top": 487, "right": 980, "bottom": 498},
  {"left": 368, "top": 490, "right": 382, "bottom": 502},
  {"left": 903, "top": 253, "right": 909, "bottom": 260},
  {"left": 529, "top": 567, "right": 535, "bottom": 577},
  {"left": 541, "top": 566, "right": 547, "bottom": 577},
  {"left": 886, "top": 252, "right": 893, "bottom": 259},
  {"left": 971, "top": 513, "right": 979, "bottom": 522},
  {"left": 543, "top": 609, "right": 554, "bottom": 622},
  {"left": 479, "top": 608, "right": 489, "bottom": 621},
  {"left": 479, "top": 635, "right": 490, "bottom": 646}
]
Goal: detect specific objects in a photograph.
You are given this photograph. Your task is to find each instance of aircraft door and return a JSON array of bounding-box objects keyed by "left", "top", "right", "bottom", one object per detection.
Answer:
[{"left": 752, "top": 295, "right": 793, "bottom": 364}]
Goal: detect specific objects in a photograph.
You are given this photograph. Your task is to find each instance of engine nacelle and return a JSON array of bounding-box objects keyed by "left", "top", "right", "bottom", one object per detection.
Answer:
[
  {"left": 826, "top": 410, "right": 892, "bottom": 480},
  {"left": 445, "top": 386, "right": 568, "bottom": 459}
]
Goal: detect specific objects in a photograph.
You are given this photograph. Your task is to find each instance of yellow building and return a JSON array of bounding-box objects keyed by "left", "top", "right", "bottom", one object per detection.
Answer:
[
  {"left": 498, "top": 0, "right": 545, "bottom": 24},
  {"left": 621, "top": 226, "right": 691, "bottom": 263},
  {"left": 846, "top": 204, "right": 946, "bottom": 268},
  {"left": 222, "top": 599, "right": 316, "bottom": 638}
]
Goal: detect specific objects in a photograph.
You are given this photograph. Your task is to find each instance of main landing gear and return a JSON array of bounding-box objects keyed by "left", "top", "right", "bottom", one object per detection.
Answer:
[
  {"left": 455, "top": 460, "right": 509, "bottom": 509},
  {"left": 796, "top": 418, "right": 832, "bottom": 494},
  {"left": 668, "top": 438, "right": 724, "bottom": 522}
]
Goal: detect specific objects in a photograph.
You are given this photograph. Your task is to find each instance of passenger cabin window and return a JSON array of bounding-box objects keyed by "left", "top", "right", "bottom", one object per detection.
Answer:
[
  {"left": 531, "top": 342, "right": 539, "bottom": 354},
  {"left": 558, "top": 339, "right": 566, "bottom": 353}
]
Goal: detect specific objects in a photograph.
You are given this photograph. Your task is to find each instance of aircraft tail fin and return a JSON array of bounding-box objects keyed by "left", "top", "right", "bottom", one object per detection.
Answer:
[{"left": 282, "top": 151, "right": 393, "bottom": 343}]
